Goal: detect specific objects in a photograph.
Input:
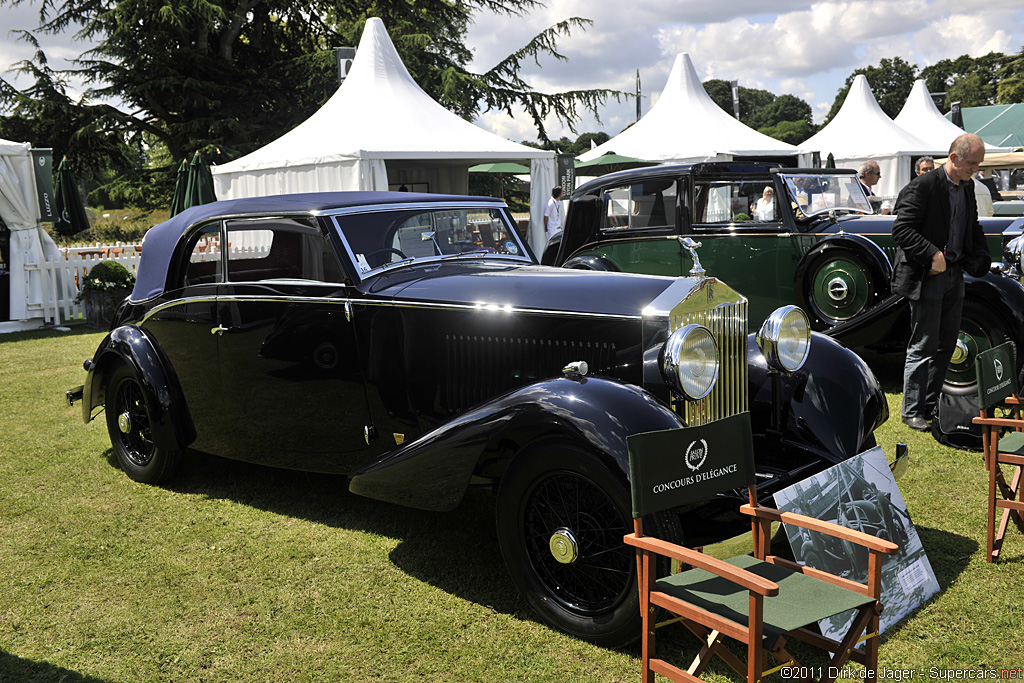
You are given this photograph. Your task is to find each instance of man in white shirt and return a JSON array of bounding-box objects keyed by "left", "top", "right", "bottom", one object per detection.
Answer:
[{"left": 544, "top": 186, "right": 563, "bottom": 239}]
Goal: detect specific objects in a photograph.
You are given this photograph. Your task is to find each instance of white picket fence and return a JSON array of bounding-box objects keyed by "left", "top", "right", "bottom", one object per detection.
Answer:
[{"left": 24, "top": 242, "right": 142, "bottom": 325}]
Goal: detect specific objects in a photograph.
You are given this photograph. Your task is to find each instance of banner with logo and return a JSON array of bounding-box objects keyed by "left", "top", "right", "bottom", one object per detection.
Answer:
[
  {"left": 627, "top": 413, "right": 754, "bottom": 518},
  {"left": 556, "top": 153, "right": 575, "bottom": 196},
  {"left": 29, "top": 148, "right": 55, "bottom": 222}
]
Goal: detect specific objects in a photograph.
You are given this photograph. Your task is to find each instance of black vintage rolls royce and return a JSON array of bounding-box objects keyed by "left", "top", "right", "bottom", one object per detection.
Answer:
[{"left": 67, "top": 191, "right": 887, "bottom": 647}]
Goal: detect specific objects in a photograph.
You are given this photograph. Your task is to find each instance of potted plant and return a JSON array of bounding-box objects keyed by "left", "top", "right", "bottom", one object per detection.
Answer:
[{"left": 76, "top": 260, "right": 136, "bottom": 330}]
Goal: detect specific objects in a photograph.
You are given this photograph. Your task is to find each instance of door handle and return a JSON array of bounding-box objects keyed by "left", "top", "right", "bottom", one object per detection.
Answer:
[{"left": 211, "top": 326, "right": 228, "bottom": 336}]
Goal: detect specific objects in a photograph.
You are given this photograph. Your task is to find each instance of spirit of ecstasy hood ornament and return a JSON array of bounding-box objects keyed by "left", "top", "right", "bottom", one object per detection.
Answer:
[{"left": 678, "top": 237, "right": 705, "bottom": 278}]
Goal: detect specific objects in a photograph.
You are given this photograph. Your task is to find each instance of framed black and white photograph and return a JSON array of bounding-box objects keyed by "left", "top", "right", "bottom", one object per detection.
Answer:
[{"left": 773, "top": 446, "right": 939, "bottom": 641}]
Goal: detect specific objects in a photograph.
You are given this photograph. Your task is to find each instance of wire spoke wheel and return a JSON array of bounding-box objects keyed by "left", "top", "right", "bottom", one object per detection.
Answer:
[
  {"left": 113, "top": 375, "right": 155, "bottom": 467},
  {"left": 496, "top": 440, "right": 652, "bottom": 647},
  {"left": 105, "top": 364, "right": 183, "bottom": 484},
  {"left": 521, "top": 470, "right": 633, "bottom": 614}
]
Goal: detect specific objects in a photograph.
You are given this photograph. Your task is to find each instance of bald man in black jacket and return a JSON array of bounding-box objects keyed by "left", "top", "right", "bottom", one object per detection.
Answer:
[{"left": 890, "top": 133, "right": 988, "bottom": 431}]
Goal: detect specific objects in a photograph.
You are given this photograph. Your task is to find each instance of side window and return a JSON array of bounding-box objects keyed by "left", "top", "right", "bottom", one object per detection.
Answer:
[
  {"left": 695, "top": 181, "right": 774, "bottom": 226},
  {"left": 601, "top": 179, "right": 677, "bottom": 231},
  {"left": 226, "top": 218, "right": 345, "bottom": 283},
  {"left": 182, "top": 223, "right": 223, "bottom": 287}
]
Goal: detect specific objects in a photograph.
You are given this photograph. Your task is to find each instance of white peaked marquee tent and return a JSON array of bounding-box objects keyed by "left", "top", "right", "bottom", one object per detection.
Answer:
[
  {"left": 802, "top": 75, "right": 937, "bottom": 199},
  {"left": 579, "top": 53, "right": 808, "bottom": 165},
  {"left": 213, "top": 17, "right": 556, "bottom": 249},
  {"left": 0, "top": 137, "right": 64, "bottom": 324},
  {"left": 895, "top": 80, "right": 1012, "bottom": 153}
]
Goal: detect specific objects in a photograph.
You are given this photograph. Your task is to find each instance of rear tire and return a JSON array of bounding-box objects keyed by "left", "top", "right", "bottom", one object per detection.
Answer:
[{"left": 105, "top": 364, "right": 183, "bottom": 484}]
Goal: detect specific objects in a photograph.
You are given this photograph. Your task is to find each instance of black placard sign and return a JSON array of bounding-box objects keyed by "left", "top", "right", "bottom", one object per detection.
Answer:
[
  {"left": 627, "top": 413, "right": 755, "bottom": 518},
  {"left": 976, "top": 342, "right": 1016, "bottom": 410}
]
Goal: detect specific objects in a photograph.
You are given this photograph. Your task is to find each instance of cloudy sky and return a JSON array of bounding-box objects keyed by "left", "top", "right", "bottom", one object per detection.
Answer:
[
  {"left": 464, "top": 0, "right": 1024, "bottom": 142},
  {"left": 3, "top": 0, "right": 1024, "bottom": 145}
]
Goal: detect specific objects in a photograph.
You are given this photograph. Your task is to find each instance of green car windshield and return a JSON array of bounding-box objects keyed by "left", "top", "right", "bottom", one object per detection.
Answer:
[{"left": 780, "top": 172, "right": 874, "bottom": 218}]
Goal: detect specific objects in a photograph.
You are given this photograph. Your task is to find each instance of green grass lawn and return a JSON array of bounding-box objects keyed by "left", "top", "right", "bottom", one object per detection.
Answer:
[{"left": 1, "top": 329, "right": 1021, "bottom": 682}]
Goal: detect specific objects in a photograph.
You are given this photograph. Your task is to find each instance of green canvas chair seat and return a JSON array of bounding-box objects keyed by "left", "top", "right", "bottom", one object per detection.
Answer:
[
  {"left": 656, "top": 554, "right": 876, "bottom": 647},
  {"left": 996, "top": 431, "right": 1024, "bottom": 456},
  {"left": 624, "top": 413, "right": 898, "bottom": 683},
  {"left": 972, "top": 342, "right": 1024, "bottom": 563}
]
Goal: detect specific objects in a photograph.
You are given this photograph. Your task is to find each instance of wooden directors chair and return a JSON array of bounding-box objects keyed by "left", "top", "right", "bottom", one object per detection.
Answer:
[
  {"left": 624, "top": 413, "right": 898, "bottom": 683},
  {"left": 972, "top": 342, "right": 1024, "bottom": 563}
]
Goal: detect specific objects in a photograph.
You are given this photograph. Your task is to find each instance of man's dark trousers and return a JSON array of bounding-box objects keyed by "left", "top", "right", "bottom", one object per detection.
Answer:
[{"left": 903, "top": 264, "right": 964, "bottom": 420}]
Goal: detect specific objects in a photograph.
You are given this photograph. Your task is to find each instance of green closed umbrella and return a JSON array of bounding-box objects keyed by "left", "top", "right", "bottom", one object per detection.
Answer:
[
  {"left": 184, "top": 151, "right": 217, "bottom": 210},
  {"left": 53, "top": 157, "right": 91, "bottom": 238},
  {"left": 825, "top": 153, "right": 836, "bottom": 169},
  {"left": 169, "top": 158, "right": 189, "bottom": 216},
  {"left": 574, "top": 152, "right": 658, "bottom": 176}
]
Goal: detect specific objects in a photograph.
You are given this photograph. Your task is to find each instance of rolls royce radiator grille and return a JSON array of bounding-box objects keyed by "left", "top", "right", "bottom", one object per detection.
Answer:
[
  {"left": 444, "top": 336, "right": 616, "bottom": 412},
  {"left": 671, "top": 301, "right": 748, "bottom": 426}
]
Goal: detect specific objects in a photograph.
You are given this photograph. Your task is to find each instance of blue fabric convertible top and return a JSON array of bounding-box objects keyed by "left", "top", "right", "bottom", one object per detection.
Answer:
[{"left": 131, "top": 191, "right": 496, "bottom": 301}]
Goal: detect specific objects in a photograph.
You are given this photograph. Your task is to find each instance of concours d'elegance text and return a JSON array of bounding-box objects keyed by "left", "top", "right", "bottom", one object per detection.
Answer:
[{"left": 651, "top": 463, "right": 739, "bottom": 493}]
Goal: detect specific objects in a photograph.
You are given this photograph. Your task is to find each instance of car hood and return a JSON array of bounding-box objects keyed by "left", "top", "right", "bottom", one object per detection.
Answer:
[{"left": 363, "top": 261, "right": 687, "bottom": 318}]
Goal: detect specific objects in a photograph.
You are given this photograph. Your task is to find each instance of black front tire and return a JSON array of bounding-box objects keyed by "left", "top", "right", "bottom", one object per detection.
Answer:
[
  {"left": 496, "top": 439, "right": 663, "bottom": 648},
  {"left": 105, "top": 364, "right": 183, "bottom": 484}
]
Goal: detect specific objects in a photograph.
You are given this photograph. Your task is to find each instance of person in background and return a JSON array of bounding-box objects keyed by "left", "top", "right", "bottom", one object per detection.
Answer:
[
  {"left": 858, "top": 161, "right": 881, "bottom": 196},
  {"left": 890, "top": 133, "right": 989, "bottom": 431},
  {"left": 889, "top": 157, "right": 937, "bottom": 215},
  {"left": 544, "top": 186, "right": 563, "bottom": 239},
  {"left": 752, "top": 186, "right": 775, "bottom": 220}
]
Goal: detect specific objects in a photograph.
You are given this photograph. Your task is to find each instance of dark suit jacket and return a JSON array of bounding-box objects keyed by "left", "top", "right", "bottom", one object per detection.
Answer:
[{"left": 890, "top": 166, "right": 990, "bottom": 300}]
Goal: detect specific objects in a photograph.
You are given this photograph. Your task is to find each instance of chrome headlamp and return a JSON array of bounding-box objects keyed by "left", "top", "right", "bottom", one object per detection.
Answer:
[
  {"left": 757, "top": 305, "right": 811, "bottom": 372},
  {"left": 661, "top": 324, "right": 719, "bottom": 400},
  {"left": 1003, "top": 235, "right": 1024, "bottom": 276}
]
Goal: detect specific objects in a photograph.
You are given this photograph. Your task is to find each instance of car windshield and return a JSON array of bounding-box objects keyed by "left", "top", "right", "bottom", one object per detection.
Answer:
[
  {"left": 779, "top": 172, "right": 873, "bottom": 218},
  {"left": 332, "top": 206, "right": 531, "bottom": 276}
]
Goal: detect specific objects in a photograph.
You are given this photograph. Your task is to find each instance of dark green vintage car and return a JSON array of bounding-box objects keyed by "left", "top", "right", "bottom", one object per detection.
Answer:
[{"left": 544, "top": 162, "right": 1024, "bottom": 391}]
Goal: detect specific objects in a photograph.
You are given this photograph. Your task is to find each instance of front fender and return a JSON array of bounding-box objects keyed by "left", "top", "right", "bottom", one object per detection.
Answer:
[
  {"left": 347, "top": 376, "right": 685, "bottom": 511},
  {"left": 749, "top": 331, "right": 887, "bottom": 465},
  {"left": 83, "top": 325, "right": 196, "bottom": 452},
  {"left": 965, "top": 271, "right": 1024, "bottom": 348}
]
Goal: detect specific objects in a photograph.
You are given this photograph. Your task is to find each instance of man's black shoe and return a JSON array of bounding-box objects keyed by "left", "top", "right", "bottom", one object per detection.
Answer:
[{"left": 902, "top": 415, "right": 929, "bottom": 431}]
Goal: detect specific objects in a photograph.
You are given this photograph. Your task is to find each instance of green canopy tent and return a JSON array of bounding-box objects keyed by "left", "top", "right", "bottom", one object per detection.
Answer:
[
  {"left": 169, "top": 158, "right": 189, "bottom": 216},
  {"left": 574, "top": 152, "right": 658, "bottom": 177},
  {"left": 468, "top": 161, "right": 530, "bottom": 199},
  {"left": 53, "top": 157, "right": 91, "bottom": 238},
  {"left": 957, "top": 103, "right": 1024, "bottom": 149}
]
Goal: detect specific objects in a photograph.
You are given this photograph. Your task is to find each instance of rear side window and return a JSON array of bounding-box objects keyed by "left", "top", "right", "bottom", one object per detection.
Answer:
[
  {"left": 600, "top": 178, "right": 677, "bottom": 231},
  {"left": 182, "top": 224, "right": 223, "bottom": 286},
  {"left": 225, "top": 218, "right": 345, "bottom": 283},
  {"left": 694, "top": 180, "right": 775, "bottom": 225}
]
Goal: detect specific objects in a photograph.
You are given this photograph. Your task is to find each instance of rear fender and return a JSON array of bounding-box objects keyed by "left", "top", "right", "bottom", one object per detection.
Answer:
[
  {"left": 347, "top": 376, "right": 685, "bottom": 511},
  {"left": 562, "top": 254, "right": 620, "bottom": 271},
  {"left": 83, "top": 325, "right": 196, "bottom": 451}
]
